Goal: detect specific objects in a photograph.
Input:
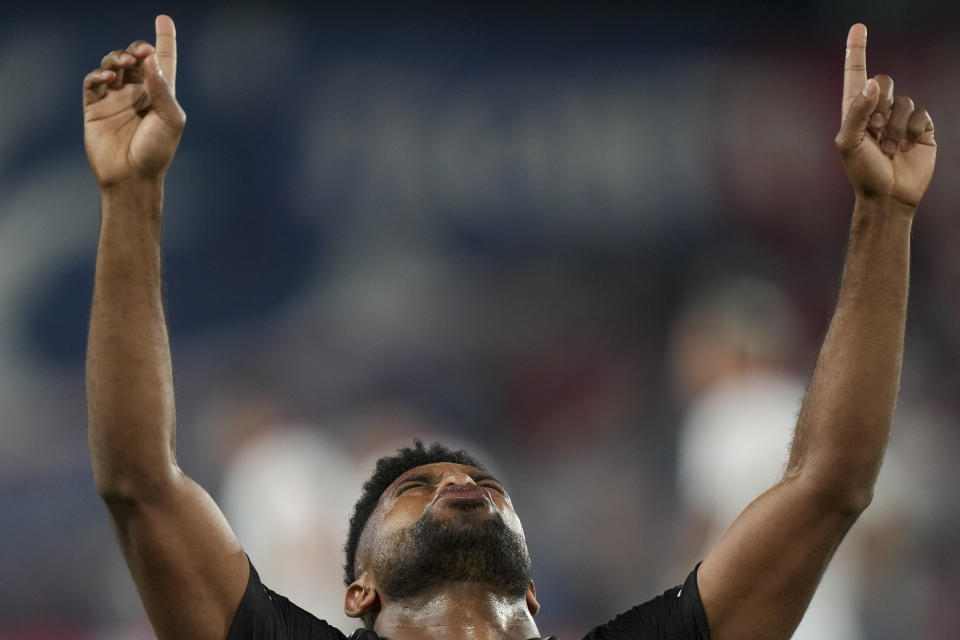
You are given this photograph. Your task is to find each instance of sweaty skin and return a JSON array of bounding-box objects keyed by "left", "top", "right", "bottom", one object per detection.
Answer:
[
  {"left": 345, "top": 463, "right": 541, "bottom": 640},
  {"left": 84, "top": 18, "right": 933, "bottom": 640}
]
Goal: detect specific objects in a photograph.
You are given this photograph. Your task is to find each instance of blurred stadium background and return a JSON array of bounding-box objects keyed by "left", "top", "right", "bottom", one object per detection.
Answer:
[{"left": 2, "top": 2, "right": 959, "bottom": 638}]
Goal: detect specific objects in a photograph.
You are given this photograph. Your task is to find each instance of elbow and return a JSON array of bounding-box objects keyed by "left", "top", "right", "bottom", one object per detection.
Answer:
[
  {"left": 89, "top": 429, "right": 179, "bottom": 507},
  {"left": 787, "top": 442, "right": 882, "bottom": 517},
  {"left": 829, "top": 485, "right": 874, "bottom": 517},
  {"left": 93, "top": 473, "right": 139, "bottom": 507},
  {"left": 795, "top": 470, "right": 875, "bottom": 518},
  {"left": 92, "top": 463, "right": 181, "bottom": 511}
]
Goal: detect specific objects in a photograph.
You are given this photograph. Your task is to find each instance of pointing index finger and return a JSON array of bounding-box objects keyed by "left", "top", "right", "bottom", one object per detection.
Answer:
[
  {"left": 842, "top": 23, "right": 868, "bottom": 120},
  {"left": 154, "top": 14, "right": 177, "bottom": 89}
]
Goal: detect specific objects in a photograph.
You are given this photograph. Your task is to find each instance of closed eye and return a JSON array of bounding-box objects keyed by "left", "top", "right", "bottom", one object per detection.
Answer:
[
  {"left": 480, "top": 482, "right": 506, "bottom": 494},
  {"left": 397, "top": 482, "right": 428, "bottom": 494}
]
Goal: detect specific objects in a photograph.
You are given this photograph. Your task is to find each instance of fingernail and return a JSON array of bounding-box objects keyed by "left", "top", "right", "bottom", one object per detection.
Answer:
[
  {"left": 882, "top": 139, "right": 897, "bottom": 155},
  {"left": 862, "top": 80, "right": 878, "bottom": 97},
  {"left": 870, "top": 112, "right": 885, "bottom": 127},
  {"left": 900, "top": 139, "right": 912, "bottom": 151}
]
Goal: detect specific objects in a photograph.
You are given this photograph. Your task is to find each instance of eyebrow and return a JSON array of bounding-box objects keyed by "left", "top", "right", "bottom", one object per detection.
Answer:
[{"left": 394, "top": 471, "right": 506, "bottom": 492}]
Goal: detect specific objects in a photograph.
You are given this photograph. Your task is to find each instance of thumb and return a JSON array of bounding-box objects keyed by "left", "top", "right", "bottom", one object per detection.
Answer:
[
  {"left": 835, "top": 78, "right": 879, "bottom": 155},
  {"left": 143, "top": 53, "right": 184, "bottom": 126}
]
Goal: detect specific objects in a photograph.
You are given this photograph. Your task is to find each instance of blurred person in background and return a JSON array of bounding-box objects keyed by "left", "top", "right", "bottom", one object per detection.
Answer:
[
  {"left": 82, "top": 15, "right": 935, "bottom": 640},
  {"left": 669, "top": 277, "right": 918, "bottom": 639},
  {"left": 216, "top": 394, "right": 363, "bottom": 632}
]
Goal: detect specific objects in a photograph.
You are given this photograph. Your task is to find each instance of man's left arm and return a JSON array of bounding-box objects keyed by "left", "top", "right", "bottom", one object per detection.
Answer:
[{"left": 693, "top": 24, "right": 936, "bottom": 640}]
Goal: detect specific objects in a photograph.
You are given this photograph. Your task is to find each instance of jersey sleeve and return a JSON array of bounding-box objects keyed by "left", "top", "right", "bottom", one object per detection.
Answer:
[
  {"left": 226, "top": 557, "right": 351, "bottom": 640},
  {"left": 582, "top": 564, "right": 711, "bottom": 640}
]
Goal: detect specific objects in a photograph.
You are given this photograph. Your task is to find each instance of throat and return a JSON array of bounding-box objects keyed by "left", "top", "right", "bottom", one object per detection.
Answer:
[{"left": 374, "top": 584, "right": 539, "bottom": 640}]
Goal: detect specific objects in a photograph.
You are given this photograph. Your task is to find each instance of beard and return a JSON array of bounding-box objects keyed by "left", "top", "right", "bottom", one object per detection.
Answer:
[{"left": 370, "top": 503, "right": 533, "bottom": 601}]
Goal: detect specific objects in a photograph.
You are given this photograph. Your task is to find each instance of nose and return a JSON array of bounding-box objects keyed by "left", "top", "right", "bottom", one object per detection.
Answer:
[{"left": 437, "top": 472, "right": 477, "bottom": 492}]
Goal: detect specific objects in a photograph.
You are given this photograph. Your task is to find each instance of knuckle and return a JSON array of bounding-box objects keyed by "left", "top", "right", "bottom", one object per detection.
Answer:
[
  {"left": 909, "top": 114, "right": 926, "bottom": 133},
  {"left": 894, "top": 95, "right": 914, "bottom": 109},
  {"left": 101, "top": 49, "right": 124, "bottom": 65},
  {"left": 874, "top": 75, "right": 893, "bottom": 93},
  {"left": 170, "top": 106, "right": 187, "bottom": 129}
]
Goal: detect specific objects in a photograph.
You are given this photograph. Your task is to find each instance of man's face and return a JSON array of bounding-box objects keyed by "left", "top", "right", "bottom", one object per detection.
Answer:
[{"left": 359, "top": 462, "right": 533, "bottom": 600}]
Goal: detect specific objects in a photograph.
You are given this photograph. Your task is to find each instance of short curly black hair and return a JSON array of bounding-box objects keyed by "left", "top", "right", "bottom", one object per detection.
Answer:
[{"left": 343, "top": 439, "right": 485, "bottom": 586}]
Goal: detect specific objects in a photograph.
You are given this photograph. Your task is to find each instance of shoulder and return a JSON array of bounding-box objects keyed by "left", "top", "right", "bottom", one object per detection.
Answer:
[
  {"left": 227, "top": 558, "right": 352, "bottom": 640},
  {"left": 582, "top": 565, "right": 711, "bottom": 640}
]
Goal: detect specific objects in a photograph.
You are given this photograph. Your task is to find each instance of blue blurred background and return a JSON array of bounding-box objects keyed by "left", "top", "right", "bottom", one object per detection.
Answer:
[{"left": 2, "top": 2, "right": 960, "bottom": 638}]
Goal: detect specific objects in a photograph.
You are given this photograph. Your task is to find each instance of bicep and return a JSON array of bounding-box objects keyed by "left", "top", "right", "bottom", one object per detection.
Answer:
[
  {"left": 696, "top": 476, "right": 859, "bottom": 640},
  {"left": 106, "top": 467, "right": 249, "bottom": 640}
]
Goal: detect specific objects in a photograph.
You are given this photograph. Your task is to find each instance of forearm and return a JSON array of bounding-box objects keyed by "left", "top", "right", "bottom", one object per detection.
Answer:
[
  {"left": 87, "top": 179, "right": 178, "bottom": 499},
  {"left": 787, "top": 197, "right": 913, "bottom": 507}
]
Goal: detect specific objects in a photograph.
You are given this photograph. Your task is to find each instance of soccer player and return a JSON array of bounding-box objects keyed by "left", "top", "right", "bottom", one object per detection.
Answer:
[{"left": 83, "top": 16, "right": 935, "bottom": 640}]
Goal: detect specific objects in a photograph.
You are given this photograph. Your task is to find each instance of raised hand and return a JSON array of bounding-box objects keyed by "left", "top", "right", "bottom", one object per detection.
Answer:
[
  {"left": 835, "top": 24, "right": 935, "bottom": 210},
  {"left": 83, "top": 15, "right": 185, "bottom": 189}
]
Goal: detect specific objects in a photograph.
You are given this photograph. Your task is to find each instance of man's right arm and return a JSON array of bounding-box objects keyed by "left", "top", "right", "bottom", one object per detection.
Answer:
[{"left": 85, "top": 16, "right": 249, "bottom": 639}]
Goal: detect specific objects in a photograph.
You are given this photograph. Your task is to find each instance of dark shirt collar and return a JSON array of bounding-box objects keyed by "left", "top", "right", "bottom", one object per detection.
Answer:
[{"left": 350, "top": 632, "right": 556, "bottom": 640}]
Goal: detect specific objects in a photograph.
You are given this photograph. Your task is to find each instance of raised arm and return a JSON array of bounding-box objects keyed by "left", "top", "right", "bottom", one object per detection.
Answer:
[
  {"left": 85, "top": 16, "right": 249, "bottom": 639},
  {"left": 694, "top": 24, "right": 935, "bottom": 640}
]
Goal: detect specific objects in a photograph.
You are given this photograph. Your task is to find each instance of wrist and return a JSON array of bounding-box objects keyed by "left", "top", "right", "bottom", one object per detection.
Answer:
[
  {"left": 100, "top": 178, "right": 164, "bottom": 219},
  {"left": 853, "top": 195, "right": 916, "bottom": 221},
  {"left": 100, "top": 176, "right": 164, "bottom": 199},
  {"left": 99, "top": 178, "right": 165, "bottom": 238}
]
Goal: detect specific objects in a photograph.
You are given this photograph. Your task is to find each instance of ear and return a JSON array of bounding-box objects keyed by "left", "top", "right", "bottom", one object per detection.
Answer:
[
  {"left": 344, "top": 572, "right": 381, "bottom": 619},
  {"left": 525, "top": 580, "right": 540, "bottom": 616}
]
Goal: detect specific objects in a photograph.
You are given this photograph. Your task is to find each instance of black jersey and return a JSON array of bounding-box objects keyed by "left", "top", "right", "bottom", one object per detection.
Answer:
[{"left": 227, "top": 560, "right": 710, "bottom": 640}]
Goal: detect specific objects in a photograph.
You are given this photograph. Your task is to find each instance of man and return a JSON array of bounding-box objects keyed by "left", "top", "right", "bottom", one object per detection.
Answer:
[{"left": 83, "top": 16, "right": 935, "bottom": 640}]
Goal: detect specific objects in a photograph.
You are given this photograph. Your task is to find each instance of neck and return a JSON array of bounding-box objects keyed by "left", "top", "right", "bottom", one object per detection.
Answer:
[{"left": 374, "top": 584, "right": 540, "bottom": 640}]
